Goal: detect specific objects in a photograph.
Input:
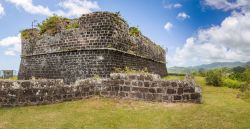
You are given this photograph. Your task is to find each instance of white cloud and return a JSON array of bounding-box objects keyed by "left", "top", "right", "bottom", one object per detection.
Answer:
[
  {"left": 177, "top": 12, "right": 190, "bottom": 20},
  {"left": 164, "top": 22, "right": 173, "bottom": 31},
  {"left": 57, "top": 0, "right": 99, "bottom": 17},
  {"left": 0, "top": 3, "right": 5, "bottom": 17},
  {"left": 5, "top": 0, "right": 99, "bottom": 17},
  {"left": 170, "top": 11, "right": 250, "bottom": 66},
  {"left": 204, "top": 0, "right": 250, "bottom": 11},
  {"left": 0, "top": 34, "right": 21, "bottom": 56},
  {"left": 5, "top": 0, "right": 52, "bottom": 16},
  {"left": 173, "top": 3, "right": 182, "bottom": 8},
  {"left": 164, "top": 3, "right": 182, "bottom": 9},
  {"left": 4, "top": 51, "right": 16, "bottom": 56},
  {"left": 168, "top": 0, "right": 250, "bottom": 67}
]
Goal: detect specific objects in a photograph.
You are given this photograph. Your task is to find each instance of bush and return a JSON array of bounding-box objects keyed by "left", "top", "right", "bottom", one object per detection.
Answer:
[
  {"left": 243, "top": 91, "right": 250, "bottom": 101},
  {"left": 223, "top": 78, "right": 247, "bottom": 89},
  {"left": 239, "top": 89, "right": 250, "bottom": 102},
  {"left": 242, "top": 69, "right": 250, "bottom": 83},
  {"left": 229, "top": 66, "right": 246, "bottom": 81},
  {"left": 205, "top": 70, "right": 223, "bottom": 86}
]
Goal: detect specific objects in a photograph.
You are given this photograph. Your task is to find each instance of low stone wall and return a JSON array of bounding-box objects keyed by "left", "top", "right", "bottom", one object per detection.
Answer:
[
  {"left": 0, "top": 74, "right": 201, "bottom": 107},
  {"left": 101, "top": 74, "right": 201, "bottom": 103},
  {"left": 0, "top": 80, "right": 95, "bottom": 107}
]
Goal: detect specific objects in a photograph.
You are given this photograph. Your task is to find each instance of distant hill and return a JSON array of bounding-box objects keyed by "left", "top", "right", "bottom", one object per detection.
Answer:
[
  {"left": 168, "top": 61, "right": 250, "bottom": 73},
  {"left": 189, "top": 62, "right": 248, "bottom": 69},
  {"left": 168, "top": 67, "right": 197, "bottom": 74}
]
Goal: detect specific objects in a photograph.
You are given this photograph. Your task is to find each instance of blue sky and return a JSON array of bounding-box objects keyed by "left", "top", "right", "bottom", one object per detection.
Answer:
[{"left": 0, "top": 0, "right": 250, "bottom": 71}]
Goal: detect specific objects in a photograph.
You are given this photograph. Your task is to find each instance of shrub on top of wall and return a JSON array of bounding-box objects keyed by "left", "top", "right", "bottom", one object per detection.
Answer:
[
  {"left": 21, "top": 30, "right": 31, "bottom": 39},
  {"left": 20, "top": 29, "right": 39, "bottom": 40},
  {"left": 129, "top": 27, "right": 140, "bottom": 37},
  {"left": 38, "top": 15, "right": 66, "bottom": 35},
  {"left": 66, "top": 20, "right": 79, "bottom": 29},
  {"left": 38, "top": 15, "right": 79, "bottom": 35}
]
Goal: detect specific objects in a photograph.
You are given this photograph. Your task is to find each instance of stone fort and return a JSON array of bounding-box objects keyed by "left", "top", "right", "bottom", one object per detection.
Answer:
[
  {"left": 18, "top": 12, "right": 167, "bottom": 84},
  {"left": 0, "top": 12, "right": 201, "bottom": 107}
]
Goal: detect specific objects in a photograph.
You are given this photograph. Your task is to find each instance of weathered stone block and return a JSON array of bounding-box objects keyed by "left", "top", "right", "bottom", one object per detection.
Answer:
[
  {"left": 144, "top": 82, "right": 150, "bottom": 87},
  {"left": 177, "top": 88, "right": 183, "bottom": 94},
  {"left": 149, "top": 88, "right": 156, "bottom": 93},
  {"left": 123, "top": 86, "right": 130, "bottom": 92},
  {"left": 173, "top": 95, "right": 182, "bottom": 101},
  {"left": 167, "top": 89, "right": 175, "bottom": 94},
  {"left": 191, "top": 93, "right": 200, "bottom": 100}
]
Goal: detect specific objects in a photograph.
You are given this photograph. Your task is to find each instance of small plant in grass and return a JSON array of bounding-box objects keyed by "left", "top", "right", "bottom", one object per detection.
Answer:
[{"left": 238, "top": 85, "right": 250, "bottom": 102}]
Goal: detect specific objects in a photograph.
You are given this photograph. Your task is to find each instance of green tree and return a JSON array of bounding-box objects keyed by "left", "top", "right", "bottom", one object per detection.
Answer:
[
  {"left": 198, "top": 68, "right": 206, "bottom": 77},
  {"left": 229, "top": 66, "right": 246, "bottom": 81},
  {"left": 242, "top": 69, "right": 250, "bottom": 83},
  {"left": 205, "top": 69, "right": 223, "bottom": 86}
]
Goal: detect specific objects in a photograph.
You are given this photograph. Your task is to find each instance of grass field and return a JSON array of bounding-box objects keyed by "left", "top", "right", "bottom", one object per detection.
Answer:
[{"left": 0, "top": 76, "right": 250, "bottom": 129}]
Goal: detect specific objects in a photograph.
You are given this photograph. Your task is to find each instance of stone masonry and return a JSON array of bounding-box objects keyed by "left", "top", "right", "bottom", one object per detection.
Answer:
[
  {"left": 0, "top": 74, "right": 202, "bottom": 107},
  {"left": 18, "top": 12, "right": 167, "bottom": 84}
]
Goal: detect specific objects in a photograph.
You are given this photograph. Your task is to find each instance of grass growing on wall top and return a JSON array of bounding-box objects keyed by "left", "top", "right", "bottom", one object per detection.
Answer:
[
  {"left": 38, "top": 15, "right": 79, "bottom": 35},
  {"left": 163, "top": 75, "right": 185, "bottom": 80},
  {"left": 0, "top": 76, "right": 250, "bottom": 129},
  {"left": 0, "top": 76, "right": 17, "bottom": 80}
]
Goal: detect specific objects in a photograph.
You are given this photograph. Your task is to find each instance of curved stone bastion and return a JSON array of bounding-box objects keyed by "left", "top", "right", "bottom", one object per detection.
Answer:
[
  {"left": 18, "top": 12, "right": 167, "bottom": 84},
  {"left": 0, "top": 74, "right": 201, "bottom": 107}
]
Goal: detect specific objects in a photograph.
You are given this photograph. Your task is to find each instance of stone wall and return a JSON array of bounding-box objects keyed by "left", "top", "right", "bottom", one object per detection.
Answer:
[
  {"left": 0, "top": 79, "right": 95, "bottom": 107},
  {"left": 19, "top": 12, "right": 167, "bottom": 84},
  {"left": 101, "top": 74, "right": 201, "bottom": 103},
  {"left": 19, "top": 49, "right": 167, "bottom": 84},
  {"left": 0, "top": 74, "right": 201, "bottom": 107}
]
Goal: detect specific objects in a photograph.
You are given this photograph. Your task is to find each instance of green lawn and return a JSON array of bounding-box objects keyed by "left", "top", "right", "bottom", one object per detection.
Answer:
[{"left": 0, "top": 77, "right": 250, "bottom": 129}]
